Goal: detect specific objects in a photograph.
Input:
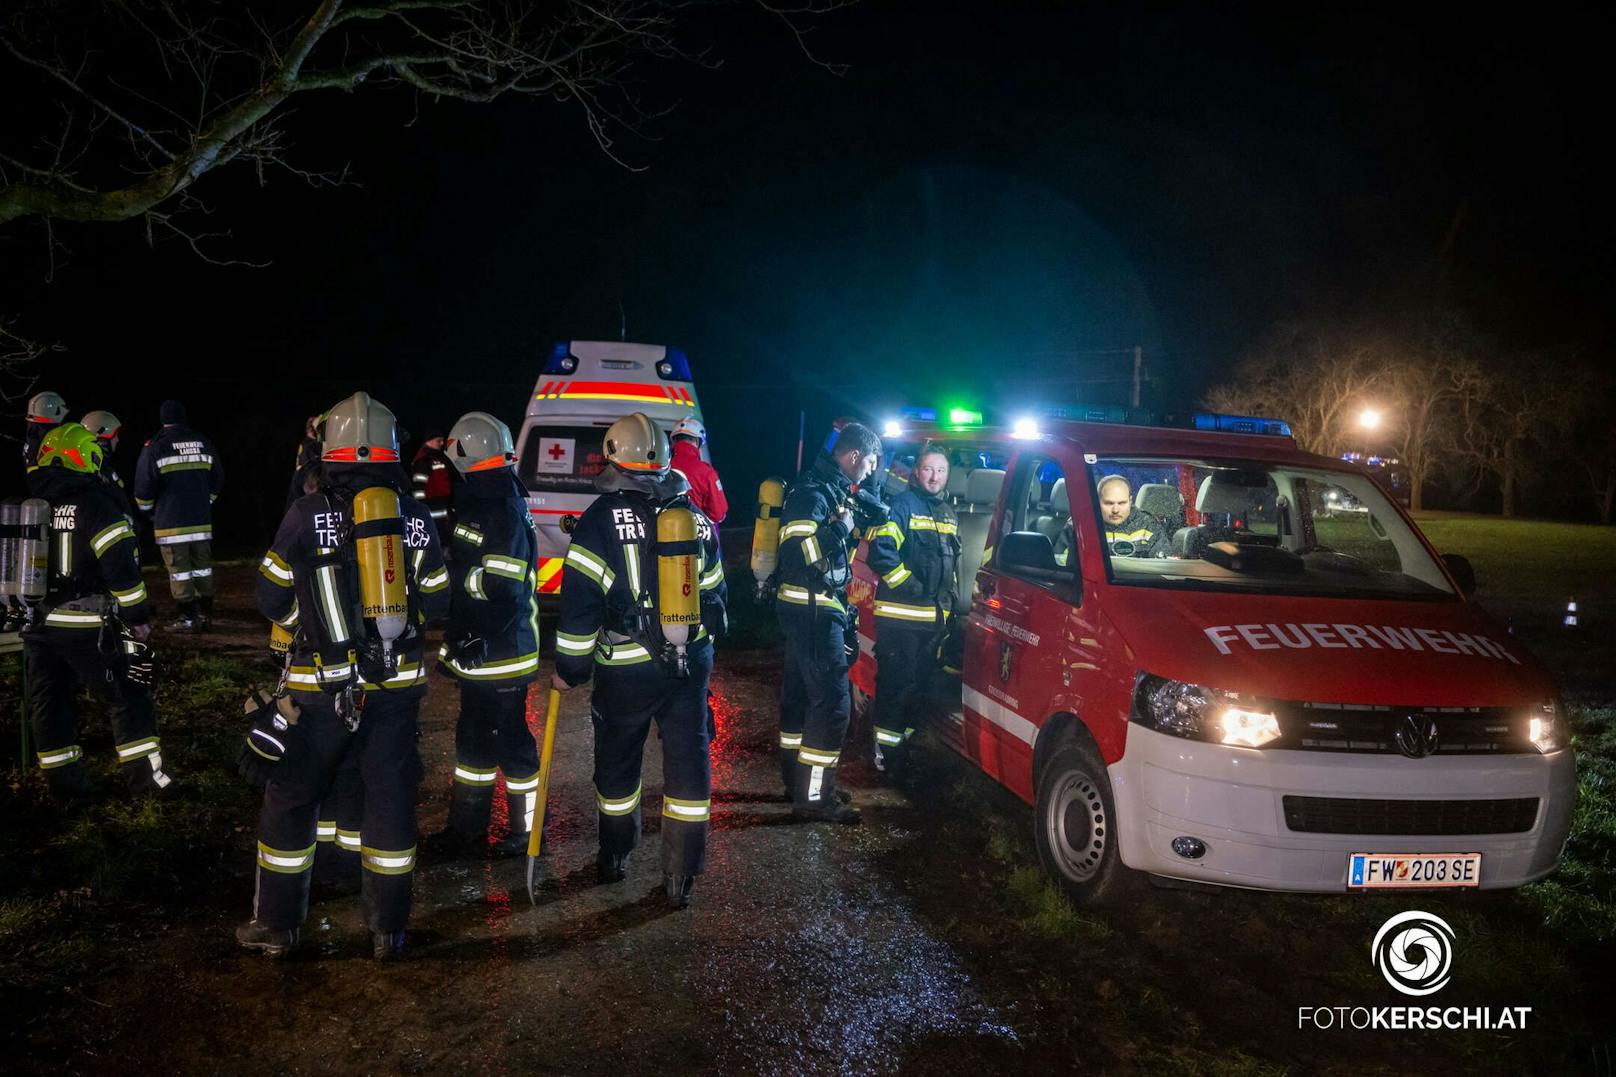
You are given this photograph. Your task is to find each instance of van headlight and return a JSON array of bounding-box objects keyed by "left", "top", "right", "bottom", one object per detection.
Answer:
[
  {"left": 1133, "top": 674, "right": 1282, "bottom": 749},
  {"left": 1528, "top": 701, "right": 1565, "bottom": 753}
]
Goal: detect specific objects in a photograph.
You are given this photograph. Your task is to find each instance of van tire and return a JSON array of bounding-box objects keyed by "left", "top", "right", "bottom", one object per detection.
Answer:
[{"left": 1034, "top": 743, "right": 1126, "bottom": 906}]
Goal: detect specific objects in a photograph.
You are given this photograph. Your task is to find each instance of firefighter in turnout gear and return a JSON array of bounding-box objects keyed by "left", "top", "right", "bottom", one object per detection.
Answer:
[
  {"left": 23, "top": 391, "right": 68, "bottom": 471},
  {"left": 864, "top": 447, "right": 960, "bottom": 777},
  {"left": 410, "top": 430, "right": 456, "bottom": 544},
  {"left": 553, "top": 412, "right": 726, "bottom": 909},
  {"left": 236, "top": 392, "right": 450, "bottom": 961},
  {"left": 774, "top": 422, "right": 883, "bottom": 823},
  {"left": 23, "top": 424, "right": 168, "bottom": 801},
  {"left": 133, "top": 400, "right": 224, "bottom": 630},
  {"left": 424, "top": 412, "right": 543, "bottom": 858},
  {"left": 80, "top": 410, "right": 136, "bottom": 517}
]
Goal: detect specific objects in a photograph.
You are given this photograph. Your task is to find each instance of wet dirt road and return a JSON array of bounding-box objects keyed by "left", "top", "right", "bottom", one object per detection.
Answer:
[{"left": 46, "top": 570, "right": 1034, "bottom": 1075}]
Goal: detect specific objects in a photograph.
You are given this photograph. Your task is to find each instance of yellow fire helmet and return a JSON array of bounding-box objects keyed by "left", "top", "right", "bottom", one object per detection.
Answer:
[{"left": 36, "top": 422, "right": 104, "bottom": 474}]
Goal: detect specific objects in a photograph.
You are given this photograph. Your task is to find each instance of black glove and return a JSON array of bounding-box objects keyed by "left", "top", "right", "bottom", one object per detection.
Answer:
[
  {"left": 237, "top": 689, "right": 301, "bottom": 787},
  {"left": 849, "top": 488, "right": 889, "bottom": 531},
  {"left": 700, "top": 593, "right": 728, "bottom": 643},
  {"left": 843, "top": 609, "right": 860, "bottom": 664},
  {"left": 446, "top": 633, "right": 487, "bottom": 671},
  {"left": 355, "top": 633, "right": 392, "bottom": 685},
  {"left": 121, "top": 636, "right": 156, "bottom": 688}
]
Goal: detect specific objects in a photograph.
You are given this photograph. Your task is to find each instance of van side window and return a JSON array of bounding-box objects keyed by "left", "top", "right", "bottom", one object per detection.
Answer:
[{"left": 999, "top": 455, "right": 1076, "bottom": 583}]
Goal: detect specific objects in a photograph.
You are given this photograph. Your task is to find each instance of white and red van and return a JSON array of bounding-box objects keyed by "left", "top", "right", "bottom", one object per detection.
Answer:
[
  {"left": 850, "top": 409, "right": 1576, "bottom": 903},
  {"left": 513, "top": 341, "right": 708, "bottom": 596}
]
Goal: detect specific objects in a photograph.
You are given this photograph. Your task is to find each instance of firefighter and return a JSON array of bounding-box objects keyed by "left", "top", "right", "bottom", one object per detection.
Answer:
[
  {"left": 553, "top": 412, "right": 725, "bottom": 909},
  {"left": 410, "top": 429, "right": 456, "bottom": 542},
  {"left": 424, "top": 411, "right": 543, "bottom": 857},
  {"left": 669, "top": 417, "right": 728, "bottom": 524},
  {"left": 235, "top": 391, "right": 450, "bottom": 960},
  {"left": 864, "top": 446, "right": 960, "bottom": 777},
  {"left": 22, "top": 423, "right": 167, "bottom": 801},
  {"left": 285, "top": 414, "right": 324, "bottom": 511},
  {"left": 774, "top": 421, "right": 883, "bottom": 823},
  {"left": 79, "top": 410, "right": 136, "bottom": 516},
  {"left": 133, "top": 400, "right": 224, "bottom": 630},
  {"left": 1096, "top": 474, "right": 1167, "bottom": 557},
  {"left": 22, "top": 390, "right": 68, "bottom": 471}
]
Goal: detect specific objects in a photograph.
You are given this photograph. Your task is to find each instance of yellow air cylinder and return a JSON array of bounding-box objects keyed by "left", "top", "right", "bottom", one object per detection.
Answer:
[
  {"left": 657, "top": 506, "right": 701, "bottom": 676},
  {"left": 750, "top": 477, "right": 785, "bottom": 584},
  {"left": 353, "top": 487, "right": 408, "bottom": 659},
  {"left": 269, "top": 621, "right": 293, "bottom": 655}
]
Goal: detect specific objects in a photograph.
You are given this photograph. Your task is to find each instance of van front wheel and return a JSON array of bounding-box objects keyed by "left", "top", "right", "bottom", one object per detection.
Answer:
[{"left": 1034, "top": 744, "right": 1126, "bottom": 906}]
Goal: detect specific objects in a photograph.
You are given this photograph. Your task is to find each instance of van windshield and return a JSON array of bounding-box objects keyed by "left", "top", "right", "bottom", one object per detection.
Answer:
[
  {"left": 519, "top": 426, "right": 608, "bottom": 494},
  {"left": 1084, "top": 457, "right": 1454, "bottom": 599}
]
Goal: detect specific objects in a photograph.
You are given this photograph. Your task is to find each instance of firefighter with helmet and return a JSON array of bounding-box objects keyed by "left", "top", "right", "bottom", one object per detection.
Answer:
[
  {"left": 424, "top": 411, "right": 544, "bottom": 857},
  {"left": 669, "top": 416, "right": 728, "bottom": 524},
  {"left": 236, "top": 391, "right": 450, "bottom": 960},
  {"left": 22, "top": 391, "right": 68, "bottom": 471},
  {"left": 79, "top": 410, "right": 136, "bottom": 515},
  {"left": 553, "top": 412, "right": 726, "bottom": 909},
  {"left": 133, "top": 400, "right": 224, "bottom": 631},
  {"left": 22, "top": 423, "right": 168, "bottom": 801}
]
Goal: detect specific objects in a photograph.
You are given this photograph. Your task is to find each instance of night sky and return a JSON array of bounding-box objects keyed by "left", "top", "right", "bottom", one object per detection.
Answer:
[{"left": 2, "top": 3, "right": 1607, "bottom": 543}]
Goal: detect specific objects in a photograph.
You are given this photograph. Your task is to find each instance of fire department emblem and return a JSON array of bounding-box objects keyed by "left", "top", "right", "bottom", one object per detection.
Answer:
[{"left": 998, "top": 642, "right": 1013, "bottom": 683}]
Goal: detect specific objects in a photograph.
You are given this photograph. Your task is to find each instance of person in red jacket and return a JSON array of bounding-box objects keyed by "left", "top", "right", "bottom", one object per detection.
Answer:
[{"left": 669, "top": 417, "right": 727, "bottom": 524}]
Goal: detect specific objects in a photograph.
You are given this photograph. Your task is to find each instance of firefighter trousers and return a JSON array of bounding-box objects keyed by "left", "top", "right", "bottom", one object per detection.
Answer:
[
  {"left": 24, "top": 627, "right": 168, "bottom": 797},
  {"left": 872, "top": 622, "right": 940, "bottom": 756},
  {"left": 591, "top": 648, "right": 713, "bottom": 876},
  {"left": 446, "top": 680, "right": 542, "bottom": 839},
  {"left": 314, "top": 742, "right": 363, "bottom": 882},
  {"left": 253, "top": 690, "right": 422, "bottom": 934},
  {"left": 778, "top": 605, "right": 851, "bottom": 800},
  {"left": 158, "top": 540, "right": 214, "bottom": 603}
]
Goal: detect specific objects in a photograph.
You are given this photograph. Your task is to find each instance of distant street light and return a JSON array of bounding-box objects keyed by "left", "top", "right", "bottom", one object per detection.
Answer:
[{"left": 1358, "top": 407, "right": 1383, "bottom": 431}]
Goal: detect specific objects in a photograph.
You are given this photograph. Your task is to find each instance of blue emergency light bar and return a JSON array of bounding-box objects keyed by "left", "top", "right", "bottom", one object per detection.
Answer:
[
  {"left": 898, "top": 406, "right": 938, "bottom": 422},
  {"left": 543, "top": 342, "right": 578, "bottom": 375},
  {"left": 1191, "top": 412, "right": 1292, "bottom": 437},
  {"left": 1037, "top": 403, "right": 1132, "bottom": 423},
  {"left": 656, "top": 347, "right": 692, "bottom": 382}
]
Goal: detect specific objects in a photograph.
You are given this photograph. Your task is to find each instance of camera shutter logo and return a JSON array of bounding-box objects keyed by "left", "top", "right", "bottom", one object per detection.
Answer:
[{"left": 1372, "top": 911, "right": 1456, "bottom": 996}]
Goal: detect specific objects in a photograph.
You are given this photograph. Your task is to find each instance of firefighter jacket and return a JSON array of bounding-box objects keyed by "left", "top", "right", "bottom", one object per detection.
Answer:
[
  {"left": 410, "top": 445, "right": 455, "bottom": 525},
  {"left": 865, "top": 484, "right": 960, "bottom": 628},
  {"left": 553, "top": 482, "right": 725, "bottom": 687},
  {"left": 774, "top": 454, "right": 854, "bottom": 621},
  {"left": 437, "top": 469, "right": 541, "bottom": 683},
  {"left": 670, "top": 439, "right": 729, "bottom": 524},
  {"left": 23, "top": 419, "right": 57, "bottom": 471},
  {"left": 256, "top": 466, "right": 449, "bottom": 698},
  {"left": 1105, "top": 507, "right": 1167, "bottom": 558},
  {"left": 23, "top": 466, "right": 152, "bottom": 631},
  {"left": 133, "top": 423, "right": 223, "bottom": 546}
]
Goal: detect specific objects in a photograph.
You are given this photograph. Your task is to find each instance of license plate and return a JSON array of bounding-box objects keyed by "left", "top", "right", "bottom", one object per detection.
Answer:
[{"left": 1348, "top": 852, "right": 1482, "bottom": 889}]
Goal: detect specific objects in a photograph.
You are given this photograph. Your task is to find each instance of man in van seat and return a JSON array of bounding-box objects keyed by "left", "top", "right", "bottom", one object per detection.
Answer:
[
  {"left": 775, "top": 421, "right": 883, "bottom": 823},
  {"left": 133, "top": 400, "right": 224, "bottom": 631},
  {"left": 669, "top": 417, "right": 728, "bottom": 525},
  {"left": 1096, "top": 474, "right": 1166, "bottom": 558},
  {"left": 864, "top": 446, "right": 960, "bottom": 779}
]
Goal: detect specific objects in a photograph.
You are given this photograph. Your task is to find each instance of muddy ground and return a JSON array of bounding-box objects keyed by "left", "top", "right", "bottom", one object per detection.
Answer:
[{"left": 4, "top": 563, "right": 1612, "bottom": 1075}]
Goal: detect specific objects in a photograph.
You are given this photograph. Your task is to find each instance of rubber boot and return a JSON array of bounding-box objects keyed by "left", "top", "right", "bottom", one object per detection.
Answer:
[
  {"left": 596, "top": 848, "right": 628, "bottom": 884},
  {"left": 778, "top": 748, "right": 797, "bottom": 799},
  {"left": 664, "top": 872, "right": 695, "bottom": 910},
  {"left": 167, "top": 600, "right": 199, "bottom": 632},
  {"left": 123, "top": 752, "right": 174, "bottom": 795},
  {"left": 196, "top": 596, "right": 214, "bottom": 632},
  {"left": 489, "top": 787, "right": 544, "bottom": 858},
  {"left": 790, "top": 759, "right": 860, "bottom": 824},
  {"left": 372, "top": 931, "right": 407, "bottom": 961},
  {"left": 420, "top": 783, "right": 493, "bottom": 858},
  {"left": 236, "top": 920, "right": 300, "bottom": 957}
]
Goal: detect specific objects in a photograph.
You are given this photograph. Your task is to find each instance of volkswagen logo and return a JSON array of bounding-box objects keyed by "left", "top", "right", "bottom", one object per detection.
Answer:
[
  {"left": 1372, "top": 910, "right": 1456, "bottom": 996},
  {"left": 1393, "top": 715, "right": 1440, "bottom": 759}
]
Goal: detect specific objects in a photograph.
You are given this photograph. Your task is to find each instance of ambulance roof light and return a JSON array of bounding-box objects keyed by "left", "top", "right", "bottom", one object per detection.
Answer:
[
  {"left": 655, "top": 347, "right": 692, "bottom": 382},
  {"left": 948, "top": 407, "right": 983, "bottom": 426},
  {"left": 543, "top": 342, "right": 579, "bottom": 375},
  {"left": 1011, "top": 416, "right": 1040, "bottom": 439},
  {"left": 1191, "top": 412, "right": 1292, "bottom": 437}
]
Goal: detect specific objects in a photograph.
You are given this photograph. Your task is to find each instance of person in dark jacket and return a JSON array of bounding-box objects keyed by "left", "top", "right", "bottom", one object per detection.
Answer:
[
  {"left": 22, "top": 390, "right": 68, "bottom": 472},
  {"left": 284, "top": 413, "right": 324, "bottom": 512},
  {"left": 410, "top": 429, "right": 456, "bottom": 543},
  {"left": 235, "top": 391, "right": 449, "bottom": 961},
  {"left": 80, "top": 409, "right": 137, "bottom": 517},
  {"left": 424, "top": 412, "right": 543, "bottom": 857},
  {"left": 133, "top": 400, "right": 224, "bottom": 630},
  {"left": 863, "top": 447, "right": 960, "bottom": 777},
  {"left": 774, "top": 421, "right": 882, "bottom": 822},
  {"left": 23, "top": 423, "right": 167, "bottom": 802},
  {"left": 553, "top": 412, "right": 725, "bottom": 909}
]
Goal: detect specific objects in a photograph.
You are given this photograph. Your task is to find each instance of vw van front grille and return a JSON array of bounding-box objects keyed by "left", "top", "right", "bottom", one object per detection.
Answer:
[
  {"left": 1282, "top": 795, "right": 1540, "bottom": 835},
  {"left": 1274, "top": 702, "right": 1529, "bottom": 755}
]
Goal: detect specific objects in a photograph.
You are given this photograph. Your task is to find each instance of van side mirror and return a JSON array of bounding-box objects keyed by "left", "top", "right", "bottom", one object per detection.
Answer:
[
  {"left": 998, "top": 530, "right": 1063, "bottom": 580},
  {"left": 1442, "top": 553, "right": 1477, "bottom": 596}
]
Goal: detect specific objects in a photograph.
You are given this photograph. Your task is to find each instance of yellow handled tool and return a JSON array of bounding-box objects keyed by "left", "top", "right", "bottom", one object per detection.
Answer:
[{"left": 526, "top": 685, "right": 562, "bottom": 905}]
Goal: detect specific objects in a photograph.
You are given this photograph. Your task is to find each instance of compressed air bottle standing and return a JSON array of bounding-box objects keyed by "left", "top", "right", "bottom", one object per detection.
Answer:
[
  {"left": 0, "top": 498, "right": 19, "bottom": 607},
  {"left": 17, "top": 498, "right": 49, "bottom": 604},
  {"left": 750, "top": 477, "right": 785, "bottom": 599},
  {"left": 657, "top": 505, "right": 702, "bottom": 677},
  {"left": 353, "top": 487, "right": 408, "bottom": 676}
]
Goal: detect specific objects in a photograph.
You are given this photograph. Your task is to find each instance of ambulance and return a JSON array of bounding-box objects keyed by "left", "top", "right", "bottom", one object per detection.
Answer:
[
  {"left": 514, "top": 341, "right": 707, "bottom": 597},
  {"left": 849, "top": 407, "right": 1576, "bottom": 904}
]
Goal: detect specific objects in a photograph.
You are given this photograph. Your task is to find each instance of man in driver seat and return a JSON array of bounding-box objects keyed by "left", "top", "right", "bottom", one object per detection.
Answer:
[{"left": 1097, "top": 474, "right": 1166, "bottom": 558}]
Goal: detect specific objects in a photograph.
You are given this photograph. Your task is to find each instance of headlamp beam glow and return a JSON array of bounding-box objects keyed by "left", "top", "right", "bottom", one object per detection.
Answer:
[
  {"left": 1218, "top": 706, "right": 1282, "bottom": 748},
  {"left": 1012, "top": 417, "right": 1039, "bottom": 439},
  {"left": 882, "top": 419, "right": 903, "bottom": 438}
]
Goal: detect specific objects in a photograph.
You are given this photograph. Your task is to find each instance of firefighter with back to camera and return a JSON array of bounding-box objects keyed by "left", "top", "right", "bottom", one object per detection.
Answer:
[
  {"left": 552, "top": 412, "right": 726, "bottom": 909},
  {"left": 774, "top": 421, "right": 884, "bottom": 823},
  {"left": 235, "top": 391, "right": 450, "bottom": 961},
  {"left": 22, "top": 391, "right": 68, "bottom": 472},
  {"left": 864, "top": 446, "right": 960, "bottom": 779},
  {"left": 15, "top": 423, "right": 168, "bottom": 802},
  {"left": 423, "top": 411, "right": 545, "bottom": 858},
  {"left": 133, "top": 400, "right": 224, "bottom": 631}
]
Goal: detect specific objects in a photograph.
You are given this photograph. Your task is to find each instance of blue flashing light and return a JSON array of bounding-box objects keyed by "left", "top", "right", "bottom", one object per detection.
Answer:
[
  {"left": 543, "top": 342, "right": 578, "bottom": 375},
  {"left": 1192, "top": 412, "right": 1292, "bottom": 437},
  {"left": 1037, "top": 403, "right": 1132, "bottom": 423},
  {"left": 898, "top": 406, "right": 938, "bottom": 422},
  {"left": 655, "top": 347, "right": 693, "bottom": 382}
]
